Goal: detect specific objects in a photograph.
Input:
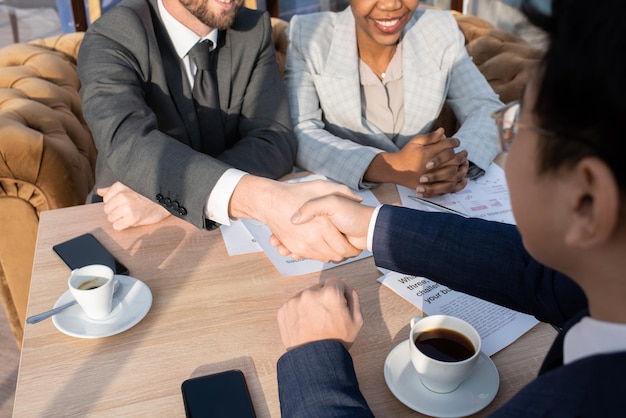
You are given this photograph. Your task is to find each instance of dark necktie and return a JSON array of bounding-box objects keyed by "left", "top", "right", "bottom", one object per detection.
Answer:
[{"left": 188, "top": 39, "right": 225, "bottom": 156}]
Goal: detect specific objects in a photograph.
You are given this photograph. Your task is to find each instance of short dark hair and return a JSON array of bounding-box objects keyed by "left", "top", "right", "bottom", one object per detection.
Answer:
[{"left": 522, "top": 0, "right": 626, "bottom": 192}]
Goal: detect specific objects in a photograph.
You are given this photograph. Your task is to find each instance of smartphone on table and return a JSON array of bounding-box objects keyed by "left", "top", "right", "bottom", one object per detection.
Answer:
[
  {"left": 181, "top": 369, "right": 257, "bottom": 418},
  {"left": 52, "top": 233, "right": 129, "bottom": 275}
]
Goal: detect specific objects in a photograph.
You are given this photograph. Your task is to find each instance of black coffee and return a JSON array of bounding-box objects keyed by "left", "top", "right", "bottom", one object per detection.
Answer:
[
  {"left": 414, "top": 328, "right": 475, "bottom": 362},
  {"left": 77, "top": 277, "right": 106, "bottom": 291}
]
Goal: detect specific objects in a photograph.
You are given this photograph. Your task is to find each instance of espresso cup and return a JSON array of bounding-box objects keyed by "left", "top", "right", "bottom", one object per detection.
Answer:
[
  {"left": 409, "top": 314, "right": 481, "bottom": 393},
  {"left": 68, "top": 264, "right": 115, "bottom": 320}
]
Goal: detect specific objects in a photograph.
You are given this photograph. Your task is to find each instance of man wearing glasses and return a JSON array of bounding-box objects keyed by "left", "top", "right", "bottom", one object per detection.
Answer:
[{"left": 273, "top": 0, "right": 626, "bottom": 415}]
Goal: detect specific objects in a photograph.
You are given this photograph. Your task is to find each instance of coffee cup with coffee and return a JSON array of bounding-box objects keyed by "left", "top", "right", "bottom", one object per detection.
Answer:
[
  {"left": 68, "top": 264, "right": 115, "bottom": 320},
  {"left": 409, "top": 314, "right": 481, "bottom": 393}
]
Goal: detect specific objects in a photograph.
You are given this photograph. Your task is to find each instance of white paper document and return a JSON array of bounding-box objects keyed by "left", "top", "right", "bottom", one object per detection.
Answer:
[
  {"left": 220, "top": 219, "right": 262, "bottom": 255},
  {"left": 221, "top": 174, "right": 380, "bottom": 276},
  {"left": 398, "top": 163, "right": 516, "bottom": 225},
  {"left": 378, "top": 270, "right": 538, "bottom": 356}
]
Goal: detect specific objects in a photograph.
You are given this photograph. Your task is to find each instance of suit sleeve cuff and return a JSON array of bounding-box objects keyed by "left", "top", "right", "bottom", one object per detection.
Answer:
[
  {"left": 366, "top": 205, "right": 383, "bottom": 252},
  {"left": 205, "top": 168, "right": 247, "bottom": 226}
]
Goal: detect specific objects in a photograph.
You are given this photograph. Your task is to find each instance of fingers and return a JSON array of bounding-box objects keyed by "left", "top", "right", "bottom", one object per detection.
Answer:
[
  {"left": 411, "top": 127, "right": 447, "bottom": 146},
  {"left": 417, "top": 177, "right": 469, "bottom": 198},
  {"left": 311, "top": 180, "right": 363, "bottom": 203},
  {"left": 415, "top": 154, "right": 470, "bottom": 197},
  {"left": 291, "top": 221, "right": 359, "bottom": 263},
  {"left": 96, "top": 187, "right": 110, "bottom": 197},
  {"left": 419, "top": 154, "right": 469, "bottom": 185},
  {"left": 311, "top": 278, "right": 363, "bottom": 327},
  {"left": 318, "top": 218, "right": 361, "bottom": 263},
  {"left": 424, "top": 140, "right": 465, "bottom": 169},
  {"left": 330, "top": 278, "right": 362, "bottom": 323},
  {"left": 290, "top": 195, "right": 330, "bottom": 225},
  {"left": 276, "top": 277, "right": 363, "bottom": 351}
]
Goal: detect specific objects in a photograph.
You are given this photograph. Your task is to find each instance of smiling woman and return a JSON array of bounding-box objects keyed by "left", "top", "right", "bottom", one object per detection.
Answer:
[{"left": 285, "top": 1, "right": 503, "bottom": 196}]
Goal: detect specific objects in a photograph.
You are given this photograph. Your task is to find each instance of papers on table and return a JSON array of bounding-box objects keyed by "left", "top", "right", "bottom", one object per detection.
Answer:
[
  {"left": 378, "top": 270, "right": 538, "bottom": 357},
  {"left": 399, "top": 163, "right": 516, "bottom": 225},
  {"left": 220, "top": 174, "right": 379, "bottom": 276},
  {"left": 381, "top": 164, "right": 536, "bottom": 356}
]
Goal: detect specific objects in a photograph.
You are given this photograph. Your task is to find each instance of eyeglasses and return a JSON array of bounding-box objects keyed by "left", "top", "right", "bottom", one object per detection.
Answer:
[{"left": 491, "top": 101, "right": 555, "bottom": 152}]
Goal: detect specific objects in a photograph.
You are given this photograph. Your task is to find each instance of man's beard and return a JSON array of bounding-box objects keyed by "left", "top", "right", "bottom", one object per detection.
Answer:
[{"left": 182, "top": 0, "right": 243, "bottom": 30}]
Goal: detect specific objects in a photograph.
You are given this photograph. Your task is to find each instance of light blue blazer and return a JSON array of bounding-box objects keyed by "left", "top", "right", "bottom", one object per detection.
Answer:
[{"left": 285, "top": 8, "right": 502, "bottom": 190}]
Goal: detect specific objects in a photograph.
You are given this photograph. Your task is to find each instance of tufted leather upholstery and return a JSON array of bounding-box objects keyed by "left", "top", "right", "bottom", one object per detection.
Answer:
[
  {"left": 435, "top": 11, "right": 544, "bottom": 134},
  {"left": 0, "top": 33, "right": 96, "bottom": 349},
  {"left": 454, "top": 11, "right": 543, "bottom": 104}
]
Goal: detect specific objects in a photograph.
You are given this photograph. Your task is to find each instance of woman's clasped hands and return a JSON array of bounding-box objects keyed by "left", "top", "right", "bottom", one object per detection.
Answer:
[{"left": 365, "top": 127, "right": 470, "bottom": 197}]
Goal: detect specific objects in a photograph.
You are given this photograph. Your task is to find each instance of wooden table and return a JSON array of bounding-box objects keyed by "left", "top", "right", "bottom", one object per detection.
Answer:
[{"left": 14, "top": 182, "right": 555, "bottom": 417}]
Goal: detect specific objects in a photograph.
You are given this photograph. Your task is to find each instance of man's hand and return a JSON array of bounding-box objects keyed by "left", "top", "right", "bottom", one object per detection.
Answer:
[
  {"left": 97, "top": 181, "right": 171, "bottom": 231},
  {"left": 229, "top": 176, "right": 362, "bottom": 262},
  {"left": 277, "top": 278, "right": 363, "bottom": 351},
  {"left": 270, "top": 195, "right": 375, "bottom": 257},
  {"left": 365, "top": 128, "right": 469, "bottom": 196}
]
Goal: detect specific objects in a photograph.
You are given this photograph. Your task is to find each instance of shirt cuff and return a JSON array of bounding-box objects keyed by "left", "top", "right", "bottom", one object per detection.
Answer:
[
  {"left": 366, "top": 204, "right": 383, "bottom": 252},
  {"left": 205, "top": 168, "right": 247, "bottom": 226}
]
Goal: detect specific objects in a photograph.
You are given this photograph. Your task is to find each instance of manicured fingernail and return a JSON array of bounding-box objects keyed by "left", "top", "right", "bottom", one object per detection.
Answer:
[
  {"left": 426, "top": 161, "right": 435, "bottom": 169},
  {"left": 416, "top": 187, "right": 425, "bottom": 197},
  {"left": 420, "top": 176, "right": 429, "bottom": 183},
  {"left": 290, "top": 211, "right": 301, "bottom": 224}
]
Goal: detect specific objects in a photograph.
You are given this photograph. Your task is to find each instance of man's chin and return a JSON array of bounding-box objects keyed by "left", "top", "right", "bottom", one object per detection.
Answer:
[{"left": 209, "top": 4, "right": 243, "bottom": 29}]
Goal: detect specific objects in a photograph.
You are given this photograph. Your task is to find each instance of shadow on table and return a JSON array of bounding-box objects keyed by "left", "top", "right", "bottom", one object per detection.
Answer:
[{"left": 37, "top": 222, "right": 201, "bottom": 416}]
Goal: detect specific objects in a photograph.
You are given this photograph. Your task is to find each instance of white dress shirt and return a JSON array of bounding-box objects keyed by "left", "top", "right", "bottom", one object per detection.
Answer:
[
  {"left": 158, "top": 0, "right": 245, "bottom": 226},
  {"left": 564, "top": 316, "right": 626, "bottom": 364}
]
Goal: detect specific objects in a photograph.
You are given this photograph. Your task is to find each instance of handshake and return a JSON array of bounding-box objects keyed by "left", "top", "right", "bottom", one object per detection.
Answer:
[
  {"left": 259, "top": 179, "right": 378, "bottom": 264},
  {"left": 98, "top": 176, "right": 378, "bottom": 263}
]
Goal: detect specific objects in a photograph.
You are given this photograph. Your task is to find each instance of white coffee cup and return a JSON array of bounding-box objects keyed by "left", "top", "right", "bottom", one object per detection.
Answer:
[
  {"left": 409, "top": 314, "right": 481, "bottom": 393},
  {"left": 68, "top": 264, "right": 115, "bottom": 320}
]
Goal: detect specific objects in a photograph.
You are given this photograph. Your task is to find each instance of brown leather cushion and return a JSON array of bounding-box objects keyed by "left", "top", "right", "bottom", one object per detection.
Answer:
[
  {"left": 435, "top": 12, "right": 544, "bottom": 135},
  {"left": 454, "top": 11, "right": 543, "bottom": 104},
  {"left": 0, "top": 33, "right": 96, "bottom": 348},
  {"left": 271, "top": 17, "right": 288, "bottom": 77}
]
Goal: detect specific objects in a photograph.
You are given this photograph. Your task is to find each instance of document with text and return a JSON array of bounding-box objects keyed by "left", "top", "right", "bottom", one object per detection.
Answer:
[
  {"left": 379, "top": 270, "right": 539, "bottom": 356},
  {"left": 398, "top": 163, "right": 516, "bottom": 225}
]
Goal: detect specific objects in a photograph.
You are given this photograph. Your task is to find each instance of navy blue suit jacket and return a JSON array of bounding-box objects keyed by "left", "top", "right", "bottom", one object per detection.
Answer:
[{"left": 277, "top": 205, "right": 626, "bottom": 417}]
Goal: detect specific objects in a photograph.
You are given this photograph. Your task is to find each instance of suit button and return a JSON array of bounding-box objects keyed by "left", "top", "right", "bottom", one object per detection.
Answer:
[
  {"left": 172, "top": 201, "right": 180, "bottom": 210},
  {"left": 204, "top": 219, "right": 219, "bottom": 230},
  {"left": 156, "top": 194, "right": 164, "bottom": 203},
  {"left": 164, "top": 197, "right": 172, "bottom": 207},
  {"left": 179, "top": 207, "right": 187, "bottom": 216}
]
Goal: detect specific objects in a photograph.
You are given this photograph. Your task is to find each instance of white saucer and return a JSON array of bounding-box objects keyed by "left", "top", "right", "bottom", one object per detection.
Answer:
[
  {"left": 52, "top": 275, "right": 152, "bottom": 338},
  {"left": 384, "top": 339, "right": 499, "bottom": 417}
]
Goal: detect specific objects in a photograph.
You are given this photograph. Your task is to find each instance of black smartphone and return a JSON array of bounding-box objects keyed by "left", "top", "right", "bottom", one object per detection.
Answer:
[
  {"left": 52, "top": 233, "right": 129, "bottom": 275},
  {"left": 181, "top": 369, "right": 257, "bottom": 418}
]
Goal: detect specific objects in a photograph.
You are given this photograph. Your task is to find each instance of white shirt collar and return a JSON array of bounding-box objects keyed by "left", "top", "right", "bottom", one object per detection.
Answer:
[
  {"left": 564, "top": 316, "right": 626, "bottom": 364},
  {"left": 157, "top": 0, "right": 218, "bottom": 59}
]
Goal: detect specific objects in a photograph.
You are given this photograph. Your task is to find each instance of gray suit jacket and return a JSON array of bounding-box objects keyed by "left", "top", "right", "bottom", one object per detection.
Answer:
[
  {"left": 285, "top": 8, "right": 502, "bottom": 190},
  {"left": 78, "top": 0, "right": 295, "bottom": 229}
]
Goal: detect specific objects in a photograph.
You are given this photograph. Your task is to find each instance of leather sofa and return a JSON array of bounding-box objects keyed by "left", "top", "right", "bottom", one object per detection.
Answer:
[
  {"left": 0, "top": 13, "right": 540, "bottom": 349},
  {"left": 0, "top": 33, "right": 96, "bottom": 349}
]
